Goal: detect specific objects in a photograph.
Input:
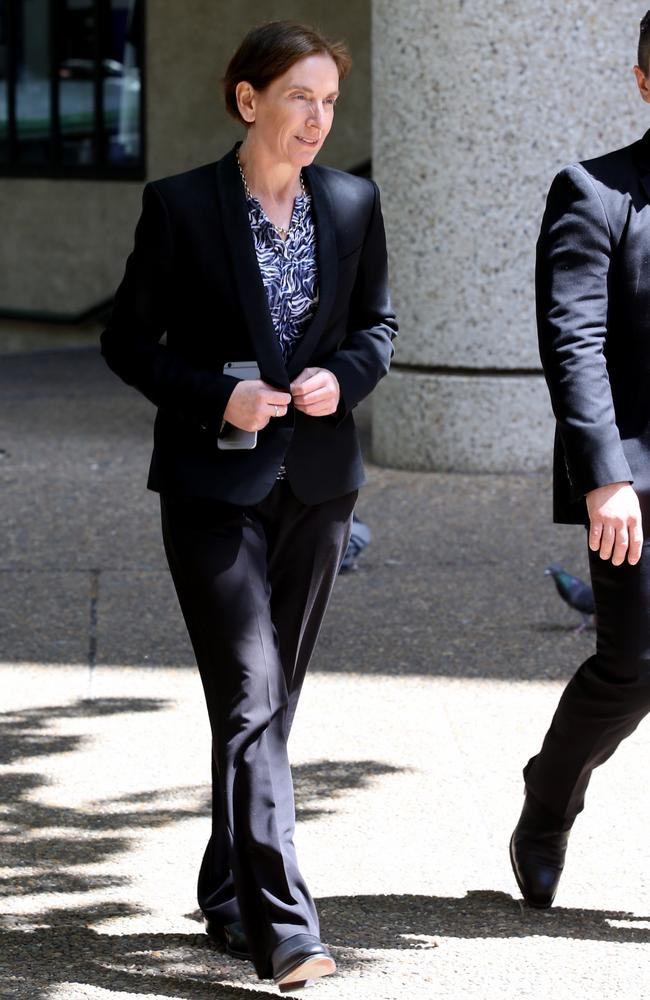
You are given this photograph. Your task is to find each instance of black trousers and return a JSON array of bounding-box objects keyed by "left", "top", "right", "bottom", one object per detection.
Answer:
[
  {"left": 160, "top": 481, "right": 356, "bottom": 978},
  {"left": 525, "top": 538, "right": 650, "bottom": 823}
]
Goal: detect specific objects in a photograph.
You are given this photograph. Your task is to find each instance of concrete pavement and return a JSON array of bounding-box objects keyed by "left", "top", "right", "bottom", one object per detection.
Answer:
[{"left": 1, "top": 345, "right": 649, "bottom": 1000}]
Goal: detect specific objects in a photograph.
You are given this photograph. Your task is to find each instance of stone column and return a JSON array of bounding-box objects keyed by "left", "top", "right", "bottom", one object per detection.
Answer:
[{"left": 371, "top": 1, "right": 645, "bottom": 471}]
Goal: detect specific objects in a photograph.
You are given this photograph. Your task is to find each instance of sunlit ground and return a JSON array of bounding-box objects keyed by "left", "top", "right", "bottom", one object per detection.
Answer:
[{"left": 2, "top": 663, "right": 650, "bottom": 1000}]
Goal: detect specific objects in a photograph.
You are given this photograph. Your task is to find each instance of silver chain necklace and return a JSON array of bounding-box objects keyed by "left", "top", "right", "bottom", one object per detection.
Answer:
[{"left": 236, "top": 150, "right": 306, "bottom": 239}]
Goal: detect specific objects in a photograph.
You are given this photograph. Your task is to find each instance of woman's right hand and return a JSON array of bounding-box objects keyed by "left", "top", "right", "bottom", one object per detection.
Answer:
[{"left": 223, "top": 380, "right": 291, "bottom": 432}]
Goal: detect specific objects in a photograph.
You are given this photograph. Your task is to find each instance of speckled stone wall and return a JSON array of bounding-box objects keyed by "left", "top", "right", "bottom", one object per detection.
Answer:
[{"left": 371, "top": 1, "right": 649, "bottom": 471}]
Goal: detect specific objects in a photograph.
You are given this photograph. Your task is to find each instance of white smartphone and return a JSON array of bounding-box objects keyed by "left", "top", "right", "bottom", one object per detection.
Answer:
[{"left": 218, "top": 361, "right": 261, "bottom": 450}]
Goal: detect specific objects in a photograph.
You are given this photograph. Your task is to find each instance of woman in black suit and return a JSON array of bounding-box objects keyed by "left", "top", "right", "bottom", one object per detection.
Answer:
[{"left": 101, "top": 20, "right": 396, "bottom": 992}]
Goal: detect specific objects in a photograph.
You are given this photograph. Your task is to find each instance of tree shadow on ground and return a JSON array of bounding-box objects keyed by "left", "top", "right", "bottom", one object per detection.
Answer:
[
  {"left": 0, "top": 697, "right": 165, "bottom": 767},
  {"left": 0, "top": 698, "right": 212, "bottom": 901},
  {"left": 0, "top": 696, "right": 407, "bottom": 997},
  {"left": 3, "top": 890, "right": 650, "bottom": 1000},
  {"left": 3, "top": 696, "right": 649, "bottom": 997},
  {"left": 0, "top": 695, "right": 266, "bottom": 996},
  {"left": 293, "top": 759, "right": 403, "bottom": 821},
  {"left": 0, "top": 904, "right": 270, "bottom": 1000}
]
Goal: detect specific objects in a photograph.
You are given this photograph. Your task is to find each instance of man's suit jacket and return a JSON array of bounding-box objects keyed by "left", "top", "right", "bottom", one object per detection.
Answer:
[
  {"left": 100, "top": 144, "right": 397, "bottom": 506},
  {"left": 537, "top": 128, "right": 650, "bottom": 524}
]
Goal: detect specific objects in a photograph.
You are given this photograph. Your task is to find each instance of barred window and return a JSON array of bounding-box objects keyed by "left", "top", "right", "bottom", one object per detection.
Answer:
[{"left": 0, "top": 0, "right": 144, "bottom": 178}]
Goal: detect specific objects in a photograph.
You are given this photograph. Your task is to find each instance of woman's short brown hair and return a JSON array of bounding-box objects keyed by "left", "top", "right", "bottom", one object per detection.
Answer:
[{"left": 223, "top": 21, "right": 352, "bottom": 125}]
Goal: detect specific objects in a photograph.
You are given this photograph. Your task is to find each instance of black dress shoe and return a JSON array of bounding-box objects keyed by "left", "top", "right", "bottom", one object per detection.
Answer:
[
  {"left": 271, "top": 933, "right": 336, "bottom": 992},
  {"left": 204, "top": 916, "right": 250, "bottom": 959},
  {"left": 510, "top": 794, "right": 572, "bottom": 909}
]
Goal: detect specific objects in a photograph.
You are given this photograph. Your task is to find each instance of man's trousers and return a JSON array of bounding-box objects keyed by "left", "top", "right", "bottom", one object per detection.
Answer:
[
  {"left": 160, "top": 481, "right": 356, "bottom": 978},
  {"left": 525, "top": 539, "right": 650, "bottom": 824}
]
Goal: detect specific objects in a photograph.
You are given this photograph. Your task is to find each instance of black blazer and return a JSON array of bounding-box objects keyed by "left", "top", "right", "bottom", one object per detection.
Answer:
[
  {"left": 537, "top": 129, "right": 650, "bottom": 524},
  {"left": 100, "top": 144, "right": 397, "bottom": 505}
]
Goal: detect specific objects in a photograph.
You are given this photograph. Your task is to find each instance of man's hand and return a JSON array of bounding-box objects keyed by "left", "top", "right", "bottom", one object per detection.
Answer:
[
  {"left": 223, "top": 380, "right": 291, "bottom": 432},
  {"left": 290, "top": 367, "right": 340, "bottom": 417},
  {"left": 586, "top": 482, "right": 643, "bottom": 566}
]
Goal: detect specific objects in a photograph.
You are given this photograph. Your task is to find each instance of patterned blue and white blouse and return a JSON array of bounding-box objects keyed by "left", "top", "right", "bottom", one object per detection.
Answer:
[
  {"left": 244, "top": 184, "right": 319, "bottom": 479},
  {"left": 244, "top": 188, "right": 319, "bottom": 361}
]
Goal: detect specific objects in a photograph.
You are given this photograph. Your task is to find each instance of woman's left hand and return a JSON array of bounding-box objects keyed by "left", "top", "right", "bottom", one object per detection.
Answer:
[{"left": 290, "top": 367, "right": 341, "bottom": 416}]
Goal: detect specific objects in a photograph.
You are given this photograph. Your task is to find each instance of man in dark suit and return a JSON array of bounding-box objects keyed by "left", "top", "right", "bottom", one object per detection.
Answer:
[{"left": 510, "top": 10, "right": 650, "bottom": 909}]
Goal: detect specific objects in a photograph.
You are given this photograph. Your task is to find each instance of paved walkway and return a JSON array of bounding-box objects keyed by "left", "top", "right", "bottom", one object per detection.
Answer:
[{"left": 2, "top": 346, "right": 650, "bottom": 1000}]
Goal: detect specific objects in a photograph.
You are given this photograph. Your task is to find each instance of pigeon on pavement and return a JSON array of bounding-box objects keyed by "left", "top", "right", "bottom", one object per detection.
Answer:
[
  {"left": 545, "top": 564, "right": 595, "bottom": 633},
  {"left": 339, "top": 515, "right": 371, "bottom": 573}
]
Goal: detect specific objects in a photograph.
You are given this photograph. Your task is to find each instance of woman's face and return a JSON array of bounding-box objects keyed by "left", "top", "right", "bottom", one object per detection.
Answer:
[{"left": 239, "top": 53, "right": 340, "bottom": 167}]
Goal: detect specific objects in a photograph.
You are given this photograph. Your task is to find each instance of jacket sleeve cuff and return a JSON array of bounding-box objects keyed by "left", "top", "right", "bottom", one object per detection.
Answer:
[{"left": 561, "top": 426, "right": 633, "bottom": 500}]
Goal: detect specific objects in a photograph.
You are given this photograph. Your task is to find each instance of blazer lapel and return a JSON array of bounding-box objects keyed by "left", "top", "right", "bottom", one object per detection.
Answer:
[
  {"left": 286, "top": 164, "right": 338, "bottom": 379},
  {"left": 216, "top": 146, "right": 290, "bottom": 390}
]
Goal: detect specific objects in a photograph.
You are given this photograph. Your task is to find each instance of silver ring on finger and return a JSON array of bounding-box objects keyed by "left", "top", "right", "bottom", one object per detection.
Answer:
[{"left": 274, "top": 405, "right": 280, "bottom": 418}]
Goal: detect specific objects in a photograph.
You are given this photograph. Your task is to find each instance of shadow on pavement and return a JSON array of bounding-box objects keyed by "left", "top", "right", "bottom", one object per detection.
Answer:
[
  {"left": 2, "top": 890, "right": 649, "bottom": 1000},
  {"left": 0, "top": 698, "right": 164, "bottom": 766},
  {"left": 0, "top": 348, "right": 595, "bottom": 680},
  {"left": 0, "top": 695, "right": 409, "bottom": 997},
  {"left": 0, "top": 910, "right": 271, "bottom": 1000},
  {"left": 294, "top": 759, "right": 403, "bottom": 821},
  {"left": 1, "top": 693, "right": 645, "bottom": 994},
  {"left": 0, "top": 697, "right": 207, "bottom": 901},
  {"left": 319, "top": 889, "right": 650, "bottom": 948}
]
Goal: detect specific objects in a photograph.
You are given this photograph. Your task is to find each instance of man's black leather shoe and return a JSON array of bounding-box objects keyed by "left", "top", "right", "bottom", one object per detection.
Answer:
[
  {"left": 510, "top": 794, "right": 572, "bottom": 909},
  {"left": 205, "top": 916, "right": 250, "bottom": 959},
  {"left": 271, "top": 933, "right": 336, "bottom": 992}
]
